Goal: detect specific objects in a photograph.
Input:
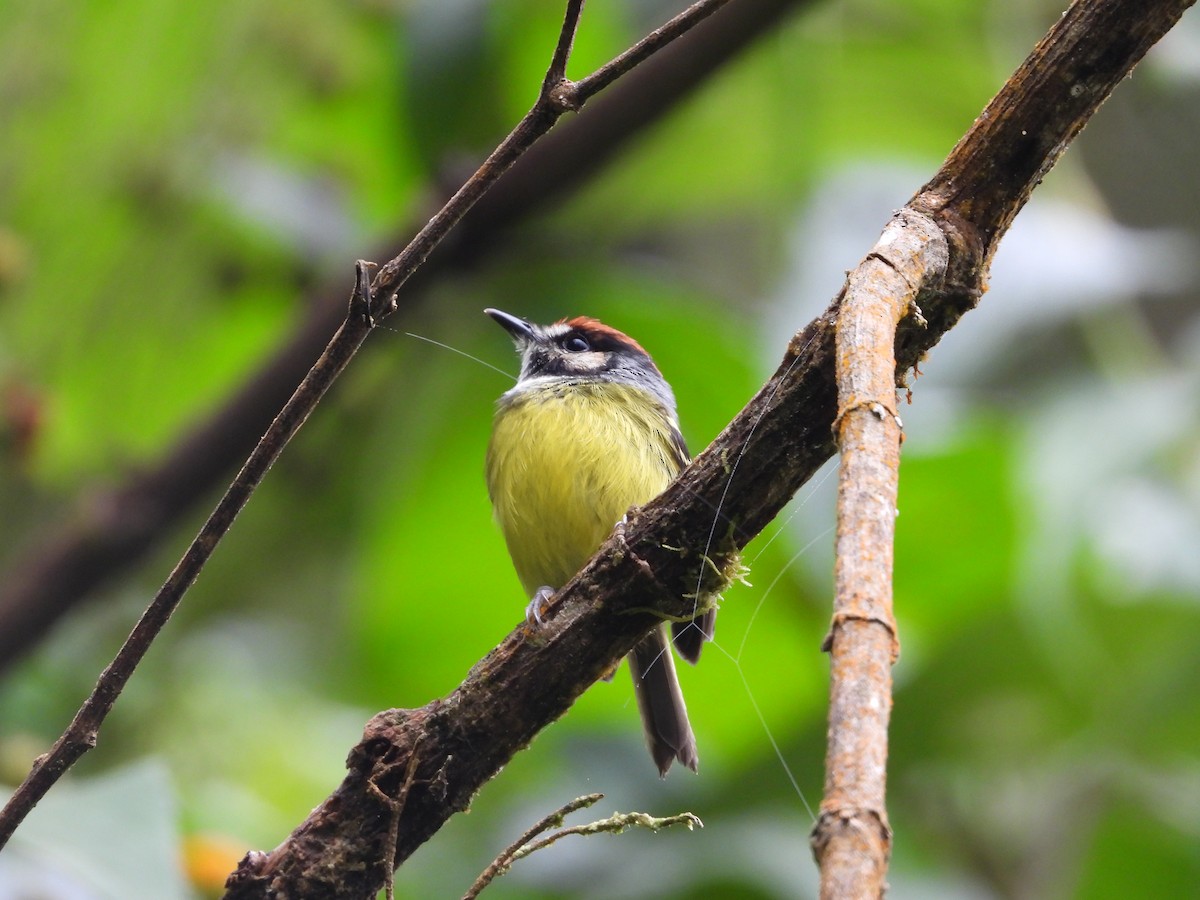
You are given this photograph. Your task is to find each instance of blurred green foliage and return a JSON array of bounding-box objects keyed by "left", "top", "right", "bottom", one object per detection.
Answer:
[{"left": 2, "top": 0, "right": 1199, "bottom": 897}]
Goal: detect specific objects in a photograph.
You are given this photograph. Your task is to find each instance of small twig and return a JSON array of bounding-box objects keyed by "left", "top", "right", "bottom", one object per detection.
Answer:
[
  {"left": 516, "top": 809, "right": 703, "bottom": 858},
  {"left": 573, "top": 0, "right": 733, "bottom": 103},
  {"left": 368, "top": 748, "right": 421, "bottom": 900},
  {"left": 464, "top": 793, "right": 603, "bottom": 900},
  {"left": 369, "top": 0, "right": 731, "bottom": 310},
  {"left": 462, "top": 794, "right": 701, "bottom": 899},
  {"left": 544, "top": 0, "right": 586, "bottom": 90}
]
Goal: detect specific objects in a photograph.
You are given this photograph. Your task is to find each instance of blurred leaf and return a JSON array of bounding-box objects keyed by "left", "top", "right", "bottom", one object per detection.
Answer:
[{"left": 0, "top": 760, "right": 186, "bottom": 899}]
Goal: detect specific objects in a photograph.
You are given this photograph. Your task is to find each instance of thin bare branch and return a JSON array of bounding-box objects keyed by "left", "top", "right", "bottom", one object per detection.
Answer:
[
  {"left": 367, "top": 746, "right": 420, "bottom": 900},
  {"left": 574, "top": 0, "right": 733, "bottom": 102},
  {"left": 544, "top": 0, "right": 586, "bottom": 89},
  {"left": 0, "top": 289, "right": 373, "bottom": 853},
  {"left": 0, "top": 0, "right": 736, "bottom": 852}
]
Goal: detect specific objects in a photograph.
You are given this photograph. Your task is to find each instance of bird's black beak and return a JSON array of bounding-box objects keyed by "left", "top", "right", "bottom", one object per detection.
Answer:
[{"left": 485, "top": 308, "right": 538, "bottom": 344}]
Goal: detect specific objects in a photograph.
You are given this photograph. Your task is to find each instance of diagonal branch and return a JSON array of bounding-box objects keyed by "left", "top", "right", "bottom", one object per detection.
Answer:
[
  {"left": 0, "top": 0, "right": 742, "bottom": 852},
  {"left": 217, "top": 0, "right": 1193, "bottom": 896}
]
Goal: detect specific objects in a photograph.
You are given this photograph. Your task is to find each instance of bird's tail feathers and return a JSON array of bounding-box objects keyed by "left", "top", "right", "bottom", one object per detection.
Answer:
[{"left": 630, "top": 628, "right": 699, "bottom": 776}]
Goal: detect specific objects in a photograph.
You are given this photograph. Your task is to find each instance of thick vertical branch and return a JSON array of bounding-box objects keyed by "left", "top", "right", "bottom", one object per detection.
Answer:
[
  {"left": 811, "top": 0, "right": 1191, "bottom": 892},
  {"left": 812, "top": 212, "right": 947, "bottom": 897}
]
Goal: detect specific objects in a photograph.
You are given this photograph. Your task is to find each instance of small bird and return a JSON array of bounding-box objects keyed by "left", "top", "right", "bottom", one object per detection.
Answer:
[{"left": 484, "top": 308, "right": 715, "bottom": 775}]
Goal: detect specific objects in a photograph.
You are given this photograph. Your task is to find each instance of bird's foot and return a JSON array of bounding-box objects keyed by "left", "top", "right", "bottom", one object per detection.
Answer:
[{"left": 525, "top": 586, "right": 556, "bottom": 627}]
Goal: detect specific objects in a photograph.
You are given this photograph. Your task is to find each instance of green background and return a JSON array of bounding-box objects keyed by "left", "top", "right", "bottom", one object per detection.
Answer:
[{"left": 2, "top": 0, "right": 1199, "bottom": 897}]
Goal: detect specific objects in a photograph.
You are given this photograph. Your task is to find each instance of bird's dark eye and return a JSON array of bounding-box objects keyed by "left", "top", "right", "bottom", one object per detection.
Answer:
[{"left": 562, "top": 334, "right": 591, "bottom": 352}]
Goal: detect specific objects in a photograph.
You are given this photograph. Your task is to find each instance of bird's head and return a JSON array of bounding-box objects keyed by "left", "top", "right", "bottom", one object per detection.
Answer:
[{"left": 485, "top": 308, "right": 676, "bottom": 413}]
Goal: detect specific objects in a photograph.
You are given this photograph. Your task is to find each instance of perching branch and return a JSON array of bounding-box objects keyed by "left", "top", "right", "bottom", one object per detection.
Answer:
[
  {"left": 0, "top": 0, "right": 740, "bottom": 852},
  {"left": 214, "top": 0, "right": 1191, "bottom": 897},
  {"left": 0, "top": 0, "right": 809, "bottom": 676}
]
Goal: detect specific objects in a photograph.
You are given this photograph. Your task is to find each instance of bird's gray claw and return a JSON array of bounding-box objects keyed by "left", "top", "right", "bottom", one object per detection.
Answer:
[{"left": 525, "top": 586, "right": 555, "bottom": 627}]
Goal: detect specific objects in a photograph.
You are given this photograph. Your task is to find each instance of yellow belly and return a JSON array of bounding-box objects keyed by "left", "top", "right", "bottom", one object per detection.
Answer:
[{"left": 486, "top": 382, "right": 682, "bottom": 596}]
